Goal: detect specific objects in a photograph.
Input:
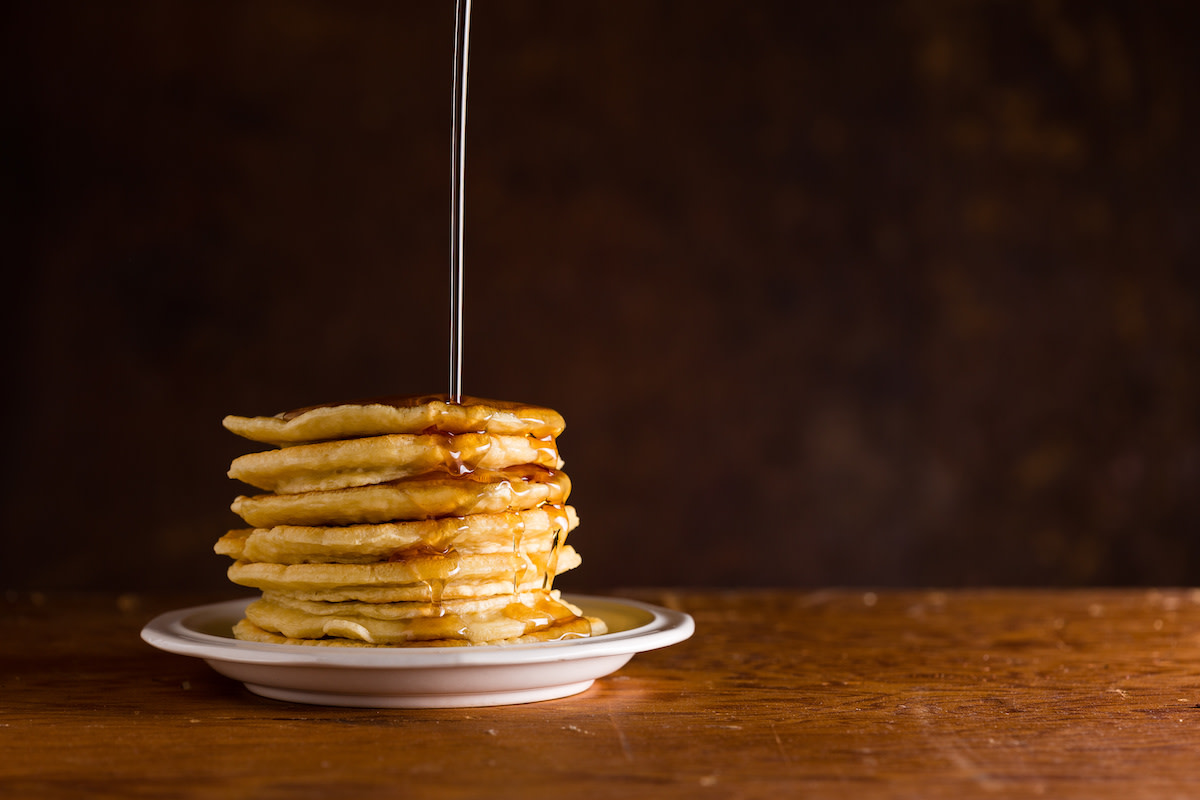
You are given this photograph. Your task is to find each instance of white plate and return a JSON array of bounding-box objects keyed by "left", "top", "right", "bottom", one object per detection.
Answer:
[{"left": 141, "top": 594, "right": 694, "bottom": 708}]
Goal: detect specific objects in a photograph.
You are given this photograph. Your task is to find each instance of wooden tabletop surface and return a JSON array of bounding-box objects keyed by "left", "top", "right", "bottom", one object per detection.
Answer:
[{"left": 4, "top": 588, "right": 1200, "bottom": 798}]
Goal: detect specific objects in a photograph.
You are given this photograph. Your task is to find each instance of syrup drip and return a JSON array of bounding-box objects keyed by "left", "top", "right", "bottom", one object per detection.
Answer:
[
  {"left": 540, "top": 505, "right": 570, "bottom": 592},
  {"left": 529, "top": 434, "right": 559, "bottom": 470},
  {"left": 440, "top": 432, "right": 494, "bottom": 475},
  {"left": 510, "top": 513, "right": 527, "bottom": 596},
  {"left": 393, "top": 514, "right": 471, "bottom": 614},
  {"left": 542, "top": 525, "right": 563, "bottom": 592},
  {"left": 502, "top": 591, "right": 592, "bottom": 640},
  {"left": 388, "top": 543, "right": 463, "bottom": 609},
  {"left": 448, "top": 0, "right": 471, "bottom": 404},
  {"left": 503, "top": 591, "right": 575, "bottom": 628}
]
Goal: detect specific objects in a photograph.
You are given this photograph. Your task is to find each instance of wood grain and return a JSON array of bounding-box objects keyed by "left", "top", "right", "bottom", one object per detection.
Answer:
[{"left": 3, "top": 589, "right": 1200, "bottom": 798}]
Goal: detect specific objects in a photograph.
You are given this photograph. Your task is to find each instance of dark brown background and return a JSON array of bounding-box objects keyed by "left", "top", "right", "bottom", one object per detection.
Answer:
[{"left": 4, "top": 0, "right": 1198, "bottom": 593}]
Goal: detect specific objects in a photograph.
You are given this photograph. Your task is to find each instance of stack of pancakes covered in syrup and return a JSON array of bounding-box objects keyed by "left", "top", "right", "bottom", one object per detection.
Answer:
[{"left": 216, "top": 395, "right": 605, "bottom": 646}]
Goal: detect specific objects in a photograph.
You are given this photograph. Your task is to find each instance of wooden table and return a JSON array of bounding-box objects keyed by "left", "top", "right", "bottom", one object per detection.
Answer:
[{"left": 4, "top": 588, "right": 1200, "bottom": 798}]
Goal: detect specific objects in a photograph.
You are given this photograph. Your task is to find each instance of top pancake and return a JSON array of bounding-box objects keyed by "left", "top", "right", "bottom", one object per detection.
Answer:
[{"left": 223, "top": 394, "right": 566, "bottom": 445}]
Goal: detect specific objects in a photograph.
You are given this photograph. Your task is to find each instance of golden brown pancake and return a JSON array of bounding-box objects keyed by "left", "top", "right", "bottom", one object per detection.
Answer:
[
  {"left": 260, "top": 588, "right": 552, "bottom": 619},
  {"left": 228, "top": 431, "right": 562, "bottom": 494},
  {"left": 223, "top": 394, "right": 565, "bottom": 445},
  {"left": 240, "top": 589, "right": 604, "bottom": 645},
  {"left": 230, "top": 466, "right": 570, "bottom": 528},
  {"left": 232, "top": 615, "right": 600, "bottom": 647},
  {"left": 226, "top": 545, "right": 581, "bottom": 601},
  {"left": 251, "top": 576, "right": 557, "bottom": 605},
  {"left": 215, "top": 505, "right": 577, "bottom": 564}
]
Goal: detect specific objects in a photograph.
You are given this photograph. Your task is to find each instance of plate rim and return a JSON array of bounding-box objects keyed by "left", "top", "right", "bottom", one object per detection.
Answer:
[{"left": 141, "top": 593, "right": 695, "bottom": 670}]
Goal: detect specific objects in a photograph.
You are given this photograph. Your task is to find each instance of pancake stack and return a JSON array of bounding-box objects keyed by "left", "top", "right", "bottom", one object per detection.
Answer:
[{"left": 216, "top": 394, "right": 604, "bottom": 647}]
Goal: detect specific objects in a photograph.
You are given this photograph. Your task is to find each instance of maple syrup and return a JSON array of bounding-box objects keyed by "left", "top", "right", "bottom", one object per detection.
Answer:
[
  {"left": 448, "top": 0, "right": 471, "bottom": 404},
  {"left": 502, "top": 591, "right": 594, "bottom": 639},
  {"left": 389, "top": 543, "right": 463, "bottom": 607},
  {"left": 439, "top": 431, "right": 493, "bottom": 474},
  {"left": 510, "top": 512, "right": 528, "bottom": 594}
]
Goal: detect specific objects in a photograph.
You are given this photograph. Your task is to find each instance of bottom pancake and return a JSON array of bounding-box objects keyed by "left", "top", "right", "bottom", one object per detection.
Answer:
[{"left": 235, "top": 590, "right": 606, "bottom": 646}]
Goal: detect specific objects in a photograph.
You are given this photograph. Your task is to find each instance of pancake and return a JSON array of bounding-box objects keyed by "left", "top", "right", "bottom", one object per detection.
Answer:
[
  {"left": 223, "top": 394, "right": 565, "bottom": 445},
  {"left": 228, "top": 431, "right": 562, "bottom": 494},
  {"left": 226, "top": 545, "right": 582, "bottom": 602},
  {"left": 232, "top": 615, "right": 599, "bottom": 647},
  {"left": 216, "top": 505, "right": 577, "bottom": 564},
  {"left": 255, "top": 575, "right": 555, "bottom": 604},
  {"left": 239, "top": 589, "right": 604, "bottom": 645},
  {"left": 260, "top": 588, "right": 553, "bottom": 619},
  {"left": 230, "top": 465, "right": 571, "bottom": 528}
]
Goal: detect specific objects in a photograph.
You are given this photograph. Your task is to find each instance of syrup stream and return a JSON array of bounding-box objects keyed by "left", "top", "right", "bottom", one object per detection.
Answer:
[{"left": 448, "top": 0, "right": 472, "bottom": 405}]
